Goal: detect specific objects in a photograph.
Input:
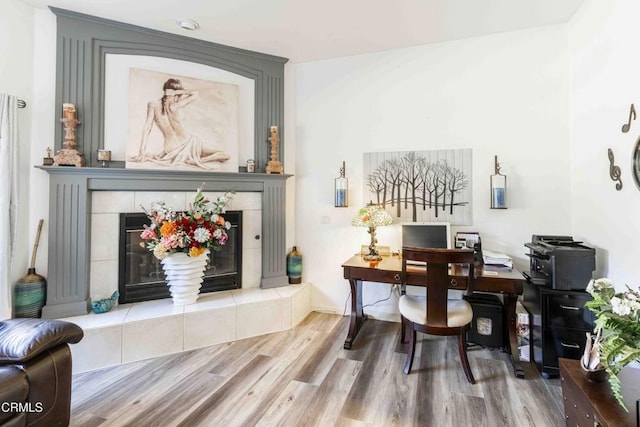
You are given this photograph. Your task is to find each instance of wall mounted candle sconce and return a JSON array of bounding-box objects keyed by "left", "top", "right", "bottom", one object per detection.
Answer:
[
  {"left": 490, "top": 155, "right": 507, "bottom": 209},
  {"left": 335, "top": 161, "right": 348, "bottom": 207}
]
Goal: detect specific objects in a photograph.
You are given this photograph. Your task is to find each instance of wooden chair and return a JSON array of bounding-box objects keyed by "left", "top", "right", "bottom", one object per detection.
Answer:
[{"left": 399, "top": 246, "right": 476, "bottom": 383}]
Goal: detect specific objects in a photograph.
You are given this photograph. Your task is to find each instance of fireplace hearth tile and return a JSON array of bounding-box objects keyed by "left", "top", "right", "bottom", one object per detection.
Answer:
[
  {"left": 58, "top": 304, "right": 130, "bottom": 330},
  {"left": 184, "top": 305, "right": 237, "bottom": 351},
  {"left": 236, "top": 298, "right": 284, "bottom": 340},
  {"left": 72, "top": 325, "right": 123, "bottom": 372},
  {"left": 183, "top": 291, "right": 236, "bottom": 313},
  {"left": 66, "top": 284, "right": 311, "bottom": 373},
  {"left": 123, "top": 298, "right": 185, "bottom": 322},
  {"left": 274, "top": 284, "right": 311, "bottom": 329},
  {"left": 231, "top": 288, "right": 280, "bottom": 304},
  {"left": 122, "top": 315, "right": 184, "bottom": 363}
]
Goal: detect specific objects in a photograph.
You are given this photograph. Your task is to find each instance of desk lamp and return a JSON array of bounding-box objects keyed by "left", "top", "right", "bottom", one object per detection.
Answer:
[{"left": 351, "top": 202, "right": 392, "bottom": 261}]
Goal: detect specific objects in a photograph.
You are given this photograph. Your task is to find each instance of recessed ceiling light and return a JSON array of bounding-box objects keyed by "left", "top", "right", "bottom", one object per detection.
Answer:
[{"left": 176, "top": 18, "right": 200, "bottom": 31}]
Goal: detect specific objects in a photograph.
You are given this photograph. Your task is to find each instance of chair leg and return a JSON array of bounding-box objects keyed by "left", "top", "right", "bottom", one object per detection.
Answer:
[
  {"left": 457, "top": 327, "right": 475, "bottom": 384},
  {"left": 400, "top": 316, "right": 406, "bottom": 344},
  {"left": 403, "top": 326, "right": 416, "bottom": 375}
]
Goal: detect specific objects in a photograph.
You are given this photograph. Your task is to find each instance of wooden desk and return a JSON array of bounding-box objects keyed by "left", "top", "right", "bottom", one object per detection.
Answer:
[{"left": 342, "top": 253, "right": 526, "bottom": 378}]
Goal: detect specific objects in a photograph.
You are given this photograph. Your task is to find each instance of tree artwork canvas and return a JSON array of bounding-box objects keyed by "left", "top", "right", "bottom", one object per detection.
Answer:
[
  {"left": 125, "top": 68, "right": 239, "bottom": 172},
  {"left": 364, "top": 149, "right": 472, "bottom": 225}
]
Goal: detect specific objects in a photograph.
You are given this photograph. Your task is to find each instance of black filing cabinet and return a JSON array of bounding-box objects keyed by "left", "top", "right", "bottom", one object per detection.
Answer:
[{"left": 522, "top": 281, "right": 594, "bottom": 378}]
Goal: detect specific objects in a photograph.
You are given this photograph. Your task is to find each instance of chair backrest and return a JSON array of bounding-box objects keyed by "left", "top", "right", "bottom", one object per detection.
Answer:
[{"left": 401, "top": 246, "right": 474, "bottom": 327}]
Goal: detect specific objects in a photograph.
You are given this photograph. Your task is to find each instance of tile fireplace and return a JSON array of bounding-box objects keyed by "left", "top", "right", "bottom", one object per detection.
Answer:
[{"left": 38, "top": 167, "right": 291, "bottom": 319}]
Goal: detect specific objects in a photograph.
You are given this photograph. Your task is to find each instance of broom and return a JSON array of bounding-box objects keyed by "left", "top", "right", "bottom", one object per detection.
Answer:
[{"left": 14, "top": 219, "right": 47, "bottom": 318}]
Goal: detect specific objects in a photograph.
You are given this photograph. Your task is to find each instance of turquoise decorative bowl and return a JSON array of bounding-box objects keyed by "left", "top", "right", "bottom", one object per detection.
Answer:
[{"left": 91, "top": 291, "right": 119, "bottom": 314}]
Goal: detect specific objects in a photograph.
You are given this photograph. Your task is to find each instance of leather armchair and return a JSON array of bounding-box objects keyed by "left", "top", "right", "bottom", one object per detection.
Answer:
[{"left": 0, "top": 319, "right": 83, "bottom": 427}]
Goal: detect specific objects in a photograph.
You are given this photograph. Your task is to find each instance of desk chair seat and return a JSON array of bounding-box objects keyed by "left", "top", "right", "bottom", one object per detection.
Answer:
[
  {"left": 399, "top": 296, "right": 473, "bottom": 327},
  {"left": 399, "top": 247, "right": 476, "bottom": 383}
]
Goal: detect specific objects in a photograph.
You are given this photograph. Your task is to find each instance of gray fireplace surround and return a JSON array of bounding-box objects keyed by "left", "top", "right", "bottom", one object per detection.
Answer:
[
  {"left": 38, "top": 167, "right": 290, "bottom": 319},
  {"left": 38, "top": 9, "right": 291, "bottom": 319}
]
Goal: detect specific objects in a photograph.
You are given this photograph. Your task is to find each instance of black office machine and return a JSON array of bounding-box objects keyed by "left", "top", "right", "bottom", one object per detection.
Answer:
[
  {"left": 523, "top": 235, "right": 596, "bottom": 291},
  {"left": 522, "top": 235, "right": 596, "bottom": 378}
]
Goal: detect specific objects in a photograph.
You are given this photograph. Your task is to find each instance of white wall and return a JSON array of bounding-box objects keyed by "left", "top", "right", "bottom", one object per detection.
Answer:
[
  {"left": 9, "top": 2, "right": 635, "bottom": 321},
  {"left": 569, "top": 0, "right": 640, "bottom": 289},
  {"left": 0, "top": 0, "right": 34, "bottom": 318},
  {"left": 293, "top": 26, "right": 574, "bottom": 316}
]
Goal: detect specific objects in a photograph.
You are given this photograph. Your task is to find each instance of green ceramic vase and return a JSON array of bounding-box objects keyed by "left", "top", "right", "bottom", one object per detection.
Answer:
[{"left": 286, "top": 246, "right": 302, "bottom": 284}]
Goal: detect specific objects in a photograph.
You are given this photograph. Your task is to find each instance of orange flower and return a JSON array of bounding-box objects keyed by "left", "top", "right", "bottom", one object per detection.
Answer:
[
  {"left": 189, "top": 246, "right": 205, "bottom": 257},
  {"left": 160, "top": 221, "right": 177, "bottom": 237},
  {"left": 216, "top": 215, "right": 225, "bottom": 226}
]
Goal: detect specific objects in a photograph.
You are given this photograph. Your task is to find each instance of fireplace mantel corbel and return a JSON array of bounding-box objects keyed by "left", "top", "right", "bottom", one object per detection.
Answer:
[{"left": 36, "top": 166, "right": 291, "bottom": 319}]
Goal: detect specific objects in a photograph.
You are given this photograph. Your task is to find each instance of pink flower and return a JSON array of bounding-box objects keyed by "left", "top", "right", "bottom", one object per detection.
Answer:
[
  {"left": 141, "top": 227, "right": 156, "bottom": 240},
  {"left": 161, "top": 235, "right": 180, "bottom": 249}
]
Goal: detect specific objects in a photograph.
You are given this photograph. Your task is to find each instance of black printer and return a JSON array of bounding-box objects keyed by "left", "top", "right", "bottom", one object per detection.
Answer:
[{"left": 523, "top": 235, "right": 595, "bottom": 291}]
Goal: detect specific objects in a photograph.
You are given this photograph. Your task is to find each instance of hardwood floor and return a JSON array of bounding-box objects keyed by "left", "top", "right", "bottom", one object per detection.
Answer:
[{"left": 70, "top": 312, "right": 565, "bottom": 426}]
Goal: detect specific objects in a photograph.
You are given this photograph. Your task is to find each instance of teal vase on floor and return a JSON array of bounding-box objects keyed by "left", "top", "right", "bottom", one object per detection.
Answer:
[
  {"left": 287, "top": 246, "right": 302, "bottom": 284},
  {"left": 14, "top": 268, "right": 47, "bottom": 318}
]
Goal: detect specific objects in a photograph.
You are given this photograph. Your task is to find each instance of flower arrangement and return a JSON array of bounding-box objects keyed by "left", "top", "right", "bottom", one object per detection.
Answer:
[
  {"left": 140, "top": 186, "right": 234, "bottom": 260},
  {"left": 584, "top": 278, "right": 640, "bottom": 411}
]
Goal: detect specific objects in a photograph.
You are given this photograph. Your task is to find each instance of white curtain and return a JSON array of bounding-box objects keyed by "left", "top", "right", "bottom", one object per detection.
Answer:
[{"left": 0, "top": 94, "right": 19, "bottom": 320}]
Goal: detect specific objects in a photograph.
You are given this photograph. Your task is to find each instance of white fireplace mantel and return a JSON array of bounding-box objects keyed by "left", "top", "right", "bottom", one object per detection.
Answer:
[{"left": 36, "top": 166, "right": 291, "bottom": 319}]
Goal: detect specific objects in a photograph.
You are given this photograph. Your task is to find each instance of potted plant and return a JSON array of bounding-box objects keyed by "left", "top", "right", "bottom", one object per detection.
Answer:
[{"left": 584, "top": 278, "right": 640, "bottom": 411}]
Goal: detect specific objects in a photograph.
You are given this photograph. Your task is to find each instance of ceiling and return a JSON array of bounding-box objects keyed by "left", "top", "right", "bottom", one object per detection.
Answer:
[{"left": 19, "top": 0, "right": 585, "bottom": 63}]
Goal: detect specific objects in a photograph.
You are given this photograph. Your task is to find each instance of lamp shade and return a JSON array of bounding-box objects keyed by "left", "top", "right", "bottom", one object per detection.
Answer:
[{"left": 351, "top": 204, "right": 392, "bottom": 228}]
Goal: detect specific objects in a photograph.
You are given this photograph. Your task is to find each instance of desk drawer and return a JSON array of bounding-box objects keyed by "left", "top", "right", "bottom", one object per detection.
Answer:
[
  {"left": 404, "top": 272, "right": 467, "bottom": 289},
  {"left": 345, "top": 267, "right": 403, "bottom": 284}
]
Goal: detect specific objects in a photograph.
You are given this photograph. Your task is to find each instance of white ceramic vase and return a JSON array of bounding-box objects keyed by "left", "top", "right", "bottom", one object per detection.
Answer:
[{"left": 160, "top": 250, "right": 209, "bottom": 305}]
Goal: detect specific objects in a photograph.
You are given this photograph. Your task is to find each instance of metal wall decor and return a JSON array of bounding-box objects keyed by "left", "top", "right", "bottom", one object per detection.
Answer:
[
  {"left": 632, "top": 137, "right": 640, "bottom": 191},
  {"left": 621, "top": 103, "right": 636, "bottom": 133},
  {"left": 607, "top": 148, "right": 623, "bottom": 191},
  {"left": 363, "top": 149, "right": 472, "bottom": 225}
]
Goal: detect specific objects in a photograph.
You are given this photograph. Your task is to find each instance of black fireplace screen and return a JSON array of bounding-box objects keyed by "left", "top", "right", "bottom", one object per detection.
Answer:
[{"left": 118, "top": 211, "right": 242, "bottom": 304}]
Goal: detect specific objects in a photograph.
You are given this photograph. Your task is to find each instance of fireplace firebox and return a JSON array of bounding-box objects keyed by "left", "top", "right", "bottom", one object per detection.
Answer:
[{"left": 118, "top": 211, "right": 242, "bottom": 304}]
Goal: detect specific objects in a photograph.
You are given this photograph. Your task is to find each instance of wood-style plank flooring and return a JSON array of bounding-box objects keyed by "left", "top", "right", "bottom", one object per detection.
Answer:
[{"left": 70, "top": 313, "right": 565, "bottom": 426}]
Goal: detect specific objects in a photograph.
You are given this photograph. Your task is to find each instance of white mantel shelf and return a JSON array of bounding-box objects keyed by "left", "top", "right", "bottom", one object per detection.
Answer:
[{"left": 36, "top": 165, "right": 293, "bottom": 319}]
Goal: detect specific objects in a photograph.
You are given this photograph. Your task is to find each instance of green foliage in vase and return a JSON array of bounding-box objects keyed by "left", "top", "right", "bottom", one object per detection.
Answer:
[{"left": 585, "top": 278, "right": 640, "bottom": 411}]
